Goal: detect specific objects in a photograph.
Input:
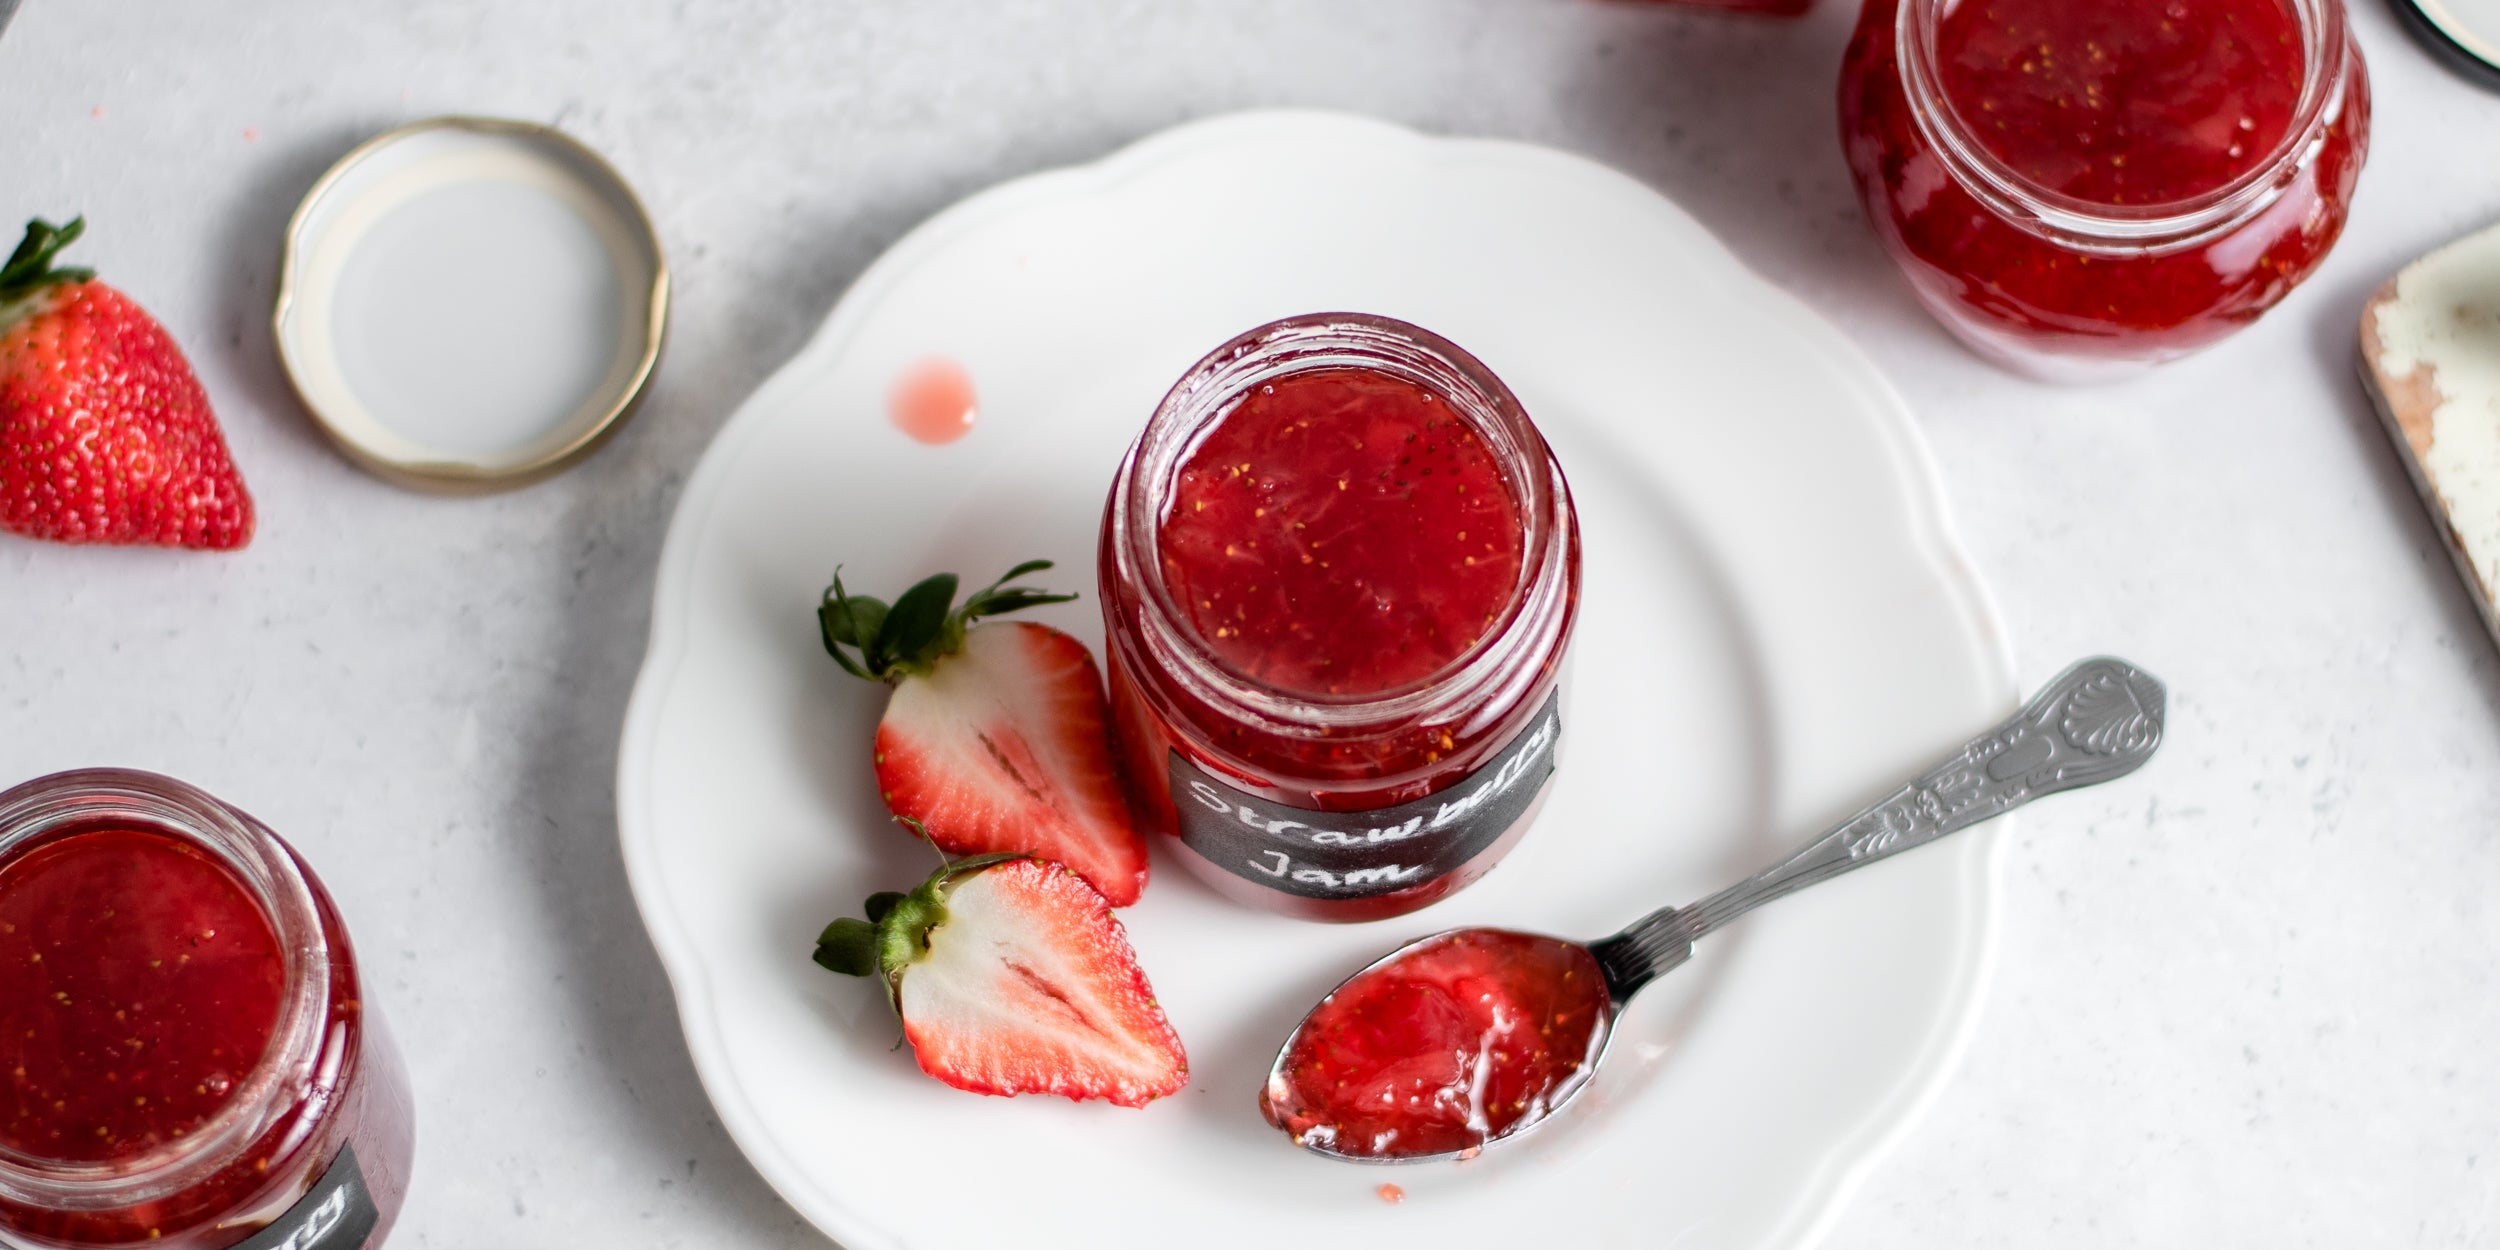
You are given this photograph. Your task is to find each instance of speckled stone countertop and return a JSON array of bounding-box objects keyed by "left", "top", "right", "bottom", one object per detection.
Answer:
[{"left": 3, "top": 2, "right": 2498, "bottom": 1246}]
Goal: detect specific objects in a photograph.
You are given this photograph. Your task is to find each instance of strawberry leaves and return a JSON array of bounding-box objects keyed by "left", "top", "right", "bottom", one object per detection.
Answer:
[
  {"left": 813, "top": 851, "right": 1029, "bottom": 1014},
  {"left": 960, "top": 558, "right": 1081, "bottom": 618},
  {"left": 811, "top": 916, "right": 880, "bottom": 976},
  {"left": 817, "top": 559, "right": 1077, "bottom": 682},
  {"left": 0, "top": 218, "right": 94, "bottom": 312}
]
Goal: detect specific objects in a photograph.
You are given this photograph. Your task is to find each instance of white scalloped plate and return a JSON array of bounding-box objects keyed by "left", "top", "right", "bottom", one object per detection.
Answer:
[{"left": 618, "top": 111, "right": 2012, "bottom": 1250}]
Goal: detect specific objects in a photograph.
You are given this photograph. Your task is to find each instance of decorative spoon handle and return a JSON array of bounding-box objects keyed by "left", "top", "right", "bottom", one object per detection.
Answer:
[{"left": 1594, "top": 656, "right": 2165, "bottom": 999}]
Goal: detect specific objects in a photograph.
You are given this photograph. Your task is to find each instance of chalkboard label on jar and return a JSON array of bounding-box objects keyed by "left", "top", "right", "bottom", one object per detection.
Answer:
[
  {"left": 1169, "top": 692, "right": 1560, "bottom": 899},
  {"left": 230, "top": 1145, "right": 379, "bottom": 1250}
]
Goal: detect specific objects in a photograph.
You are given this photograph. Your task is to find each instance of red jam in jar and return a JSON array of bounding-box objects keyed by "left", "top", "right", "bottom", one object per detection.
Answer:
[
  {"left": 0, "top": 770, "right": 414, "bottom": 1250},
  {"left": 1839, "top": 0, "right": 2369, "bottom": 379},
  {"left": 1155, "top": 367, "right": 1526, "bottom": 696},
  {"left": 1100, "top": 314, "right": 1580, "bottom": 922},
  {"left": 1260, "top": 930, "right": 1610, "bottom": 1159},
  {"left": 0, "top": 830, "right": 285, "bottom": 1164}
]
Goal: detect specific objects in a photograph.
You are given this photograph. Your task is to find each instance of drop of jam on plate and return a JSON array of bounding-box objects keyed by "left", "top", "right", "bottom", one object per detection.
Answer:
[
  {"left": 1376, "top": 1183, "right": 1406, "bottom": 1205},
  {"left": 1937, "top": 0, "right": 2304, "bottom": 206},
  {"left": 1261, "top": 930, "right": 1611, "bottom": 1160},
  {"left": 0, "top": 827, "right": 287, "bottom": 1163},
  {"left": 888, "top": 356, "right": 978, "bottom": 445},
  {"left": 1154, "top": 366, "right": 1525, "bottom": 697}
]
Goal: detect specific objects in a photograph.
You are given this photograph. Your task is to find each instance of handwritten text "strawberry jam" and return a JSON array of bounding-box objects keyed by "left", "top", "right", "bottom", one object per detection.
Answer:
[
  {"left": 1184, "top": 715, "right": 1556, "bottom": 850},
  {"left": 1183, "top": 714, "right": 1559, "bottom": 891}
]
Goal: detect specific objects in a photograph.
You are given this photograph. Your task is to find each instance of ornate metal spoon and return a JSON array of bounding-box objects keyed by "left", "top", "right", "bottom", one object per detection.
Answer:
[{"left": 1261, "top": 656, "right": 2166, "bottom": 1163}]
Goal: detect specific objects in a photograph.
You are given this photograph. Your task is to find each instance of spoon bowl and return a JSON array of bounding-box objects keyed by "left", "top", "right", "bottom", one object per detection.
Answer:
[
  {"left": 1262, "top": 656, "right": 2165, "bottom": 1163},
  {"left": 1260, "top": 928, "right": 1617, "bottom": 1163}
]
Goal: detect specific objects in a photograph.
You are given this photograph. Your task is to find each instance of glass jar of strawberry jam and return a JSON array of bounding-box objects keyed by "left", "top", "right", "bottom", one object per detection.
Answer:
[
  {"left": 1099, "top": 314, "right": 1581, "bottom": 923},
  {"left": 0, "top": 770, "right": 413, "bottom": 1250},
  {"left": 1839, "top": 0, "right": 2370, "bottom": 379}
]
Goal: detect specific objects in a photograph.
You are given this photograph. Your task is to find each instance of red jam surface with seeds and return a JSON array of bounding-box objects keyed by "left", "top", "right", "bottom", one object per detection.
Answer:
[
  {"left": 1261, "top": 930, "right": 1609, "bottom": 1159},
  {"left": 1840, "top": 0, "right": 2369, "bottom": 367},
  {"left": 1156, "top": 367, "right": 1523, "bottom": 697},
  {"left": 0, "top": 828, "right": 283, "bottom": 1163},
  {"left": 1938, "top": 0, "right": 2302, "bottom": 205}
]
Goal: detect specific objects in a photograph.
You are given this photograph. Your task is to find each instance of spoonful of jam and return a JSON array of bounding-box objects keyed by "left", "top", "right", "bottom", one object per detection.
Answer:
[{"left": 1261, "top": 656, "right": 2165, "bottom": 1162}]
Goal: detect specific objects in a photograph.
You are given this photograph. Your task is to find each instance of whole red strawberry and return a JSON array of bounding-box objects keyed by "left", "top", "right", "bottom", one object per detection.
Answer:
[{"left": 0, "top": 217, "right": 254, "bottom": 549}]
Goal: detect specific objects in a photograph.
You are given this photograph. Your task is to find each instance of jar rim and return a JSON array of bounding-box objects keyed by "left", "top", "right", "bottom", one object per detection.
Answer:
[
  {"left": 0, "top": 769, "right": 332, "bottom": 1212},
  {"left": 1107, "top": 313, "right": 1578, "bottom": 742},
  {"left": 1896, "top": 0, "right": 2353, "bottom": 253}
]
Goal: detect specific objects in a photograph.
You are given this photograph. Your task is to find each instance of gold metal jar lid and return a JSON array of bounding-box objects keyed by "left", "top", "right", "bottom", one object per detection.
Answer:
[{"left": 274, "top": 116, "right": 668, "bottom": 492}]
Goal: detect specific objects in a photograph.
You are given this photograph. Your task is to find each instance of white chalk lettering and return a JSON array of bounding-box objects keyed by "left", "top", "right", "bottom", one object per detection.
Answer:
[
  {"left": 1185, "top": 780, "right": 1230, "bottom": 813},
  {"left": 1307, "top": 816, "right": 1425, "bottom": 847},
  {"left": 302, "top": 1187, "right": 347, "bottom": 1241},
  {"left": 1428, "top": 716, "right": 1557, "bottom": 829},
  {"left": 1366, "top": 816, "right": 1425, "bottom": 842},
  {"left": 1340, "top": 863, "right": 1427, "bottom": 887},
  {"left": 262, "top": 1186, "right": 347, "bottom": 1250},
  {"left": 1429, "top": 786, "right": 1487, "bottom": 830},
  {"left": 1249, "top": 857, "right": 1430, "bottom": 891}
]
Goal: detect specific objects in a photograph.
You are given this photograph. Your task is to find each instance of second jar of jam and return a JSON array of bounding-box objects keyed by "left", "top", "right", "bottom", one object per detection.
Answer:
[
  {"left": 0, "top": 769, "right": 413, "bottom": 1250},
  {"left": 1099, "top": 314, "right": 1581, "bottom": 923},
  {"left": 1840, "top": 0, "right": 2370, "bottom": 379}
]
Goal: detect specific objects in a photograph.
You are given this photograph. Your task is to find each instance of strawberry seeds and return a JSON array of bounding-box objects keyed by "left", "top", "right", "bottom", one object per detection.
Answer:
[{"left": 0, "top": 218, "right": 255, "bottom": 550}]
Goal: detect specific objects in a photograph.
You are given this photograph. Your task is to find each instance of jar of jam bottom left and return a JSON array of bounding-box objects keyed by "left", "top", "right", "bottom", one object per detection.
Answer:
[{"left": 0, "top": 769, "right": 413, "bottom": 1250}]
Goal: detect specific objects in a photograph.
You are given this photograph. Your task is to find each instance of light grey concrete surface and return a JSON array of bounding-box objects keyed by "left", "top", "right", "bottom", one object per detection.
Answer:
[{"left": 2, "top": 2, "right": 2497, "bottom": 1246}]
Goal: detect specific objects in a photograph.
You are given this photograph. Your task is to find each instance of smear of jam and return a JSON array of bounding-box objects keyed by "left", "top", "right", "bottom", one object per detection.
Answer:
[
  {"left": 1261, "top": 929, "right": 1609, "bottom": 1159},
  {"left": 888, "top": 356, "right": 978, "bottom": 445}
]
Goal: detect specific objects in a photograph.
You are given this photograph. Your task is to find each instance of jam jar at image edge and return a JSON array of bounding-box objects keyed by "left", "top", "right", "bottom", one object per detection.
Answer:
[
  {"left": 0, "top": 770, "right": 414, "bottom": 1250},
  {"left": 1098, "top": 313, "right": 1582, "bottom": 923},
  {"left": 1839, "top": 0, "right": 2370, "bottom": 380}
]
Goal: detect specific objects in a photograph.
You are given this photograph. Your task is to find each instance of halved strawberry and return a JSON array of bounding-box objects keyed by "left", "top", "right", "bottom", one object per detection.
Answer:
[
  {"left": 818, "top": 561, "right": 1148, "bottom": 906},
  {"left": 813, "top": 854, "right": 1187, "bottom": 1106}
]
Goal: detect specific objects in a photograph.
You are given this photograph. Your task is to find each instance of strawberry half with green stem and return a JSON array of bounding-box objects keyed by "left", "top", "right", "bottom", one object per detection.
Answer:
[
  {"left": 813, "top": 850, "right": 1187, "bottom": 1105},
  {"left": 0, "top": 217, "right": 254, "bottom": 549},
  {"left": 819, "top": 560, "right": 1148, "bottom": 906}
]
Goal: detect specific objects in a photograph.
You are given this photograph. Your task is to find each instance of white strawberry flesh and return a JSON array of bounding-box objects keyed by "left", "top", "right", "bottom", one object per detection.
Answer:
[
  {"left": 899, "top": 858, "right": 1185, "bottom": 1106},
  {"left": 877, "top": 622, "right": 1148, "bottom": 905}
]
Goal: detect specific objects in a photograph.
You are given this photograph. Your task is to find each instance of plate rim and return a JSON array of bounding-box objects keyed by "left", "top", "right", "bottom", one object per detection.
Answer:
[{"left": 616, "top": 108, "right": 2015, "bottom": 1250}]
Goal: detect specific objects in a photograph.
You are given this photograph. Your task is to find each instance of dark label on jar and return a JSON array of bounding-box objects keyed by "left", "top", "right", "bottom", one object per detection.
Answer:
[
  {"left": 230, "top": 1145, "right": 378, "bottom": 1250},
  {"left": 1168, "top": 691, "right": 1560, "bottom": 899}
]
